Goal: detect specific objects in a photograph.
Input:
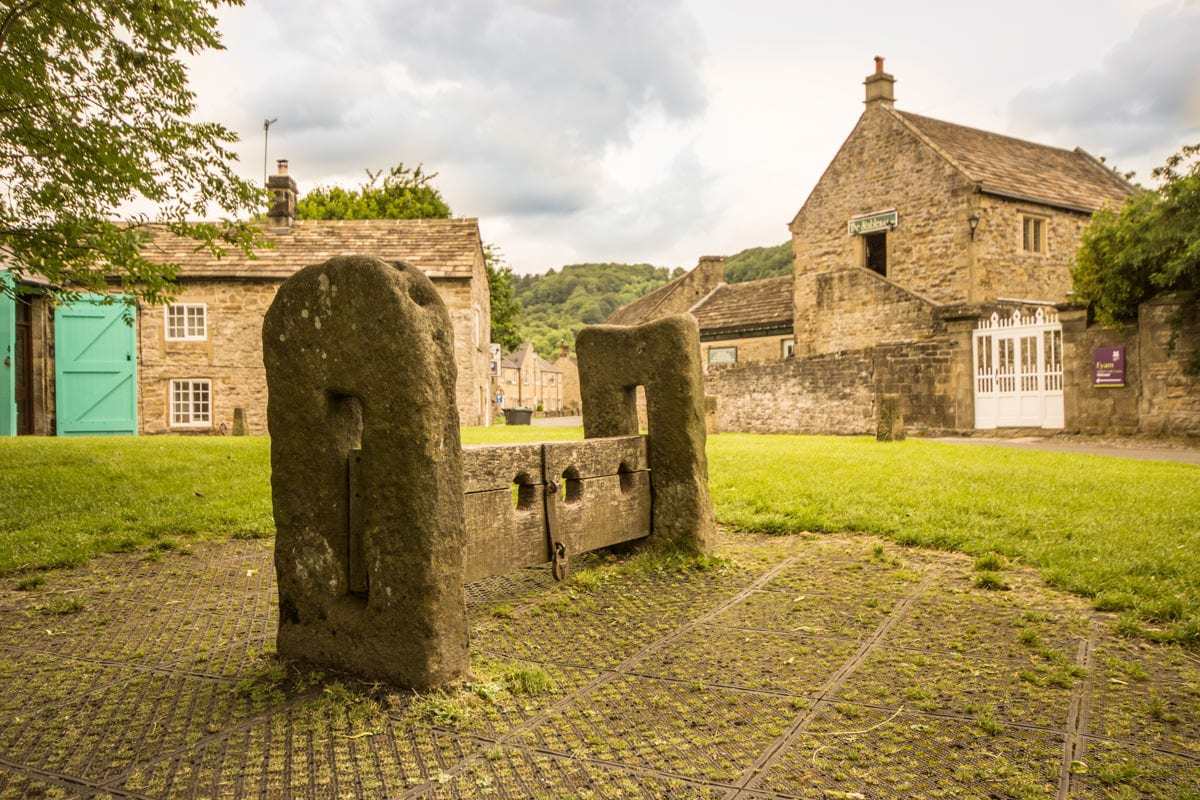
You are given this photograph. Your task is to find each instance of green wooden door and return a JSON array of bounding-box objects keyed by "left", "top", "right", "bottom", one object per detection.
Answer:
[
  {"left": 0, "top": 272, "right": 15, "bottom": 436},
  {"left": 55, "top": 296, "right": 138, "bottom": 436}
]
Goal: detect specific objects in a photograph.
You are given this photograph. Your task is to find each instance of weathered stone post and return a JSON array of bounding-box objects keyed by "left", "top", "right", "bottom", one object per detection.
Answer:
[
  {"left": 575, "top": 314, "right": 717, "bottom": 554},
  {"left": 263, "top": 255, "right": 468, "bottom": 689}
]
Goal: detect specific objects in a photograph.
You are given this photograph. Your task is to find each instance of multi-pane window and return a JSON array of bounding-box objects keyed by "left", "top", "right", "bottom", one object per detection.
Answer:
[
  {"left": 165, "top": 304, "right": 207, "bottom": 340},
  {"left": 170, "top": 379, "right": 211, "bottom": 428},
  {"left": 707, "top": 347, "right": 737, "bottom": 366},
  {"left": 781, "top": 338, "right": 796, "bottom": 358},
  {"left": 1022, "top": 216, "right": 1046, "bottom": 254}
]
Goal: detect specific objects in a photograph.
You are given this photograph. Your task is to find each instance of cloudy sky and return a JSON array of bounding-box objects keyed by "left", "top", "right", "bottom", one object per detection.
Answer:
[{"left": 187, "top": 0, "right": 1200, "bottom": 275}]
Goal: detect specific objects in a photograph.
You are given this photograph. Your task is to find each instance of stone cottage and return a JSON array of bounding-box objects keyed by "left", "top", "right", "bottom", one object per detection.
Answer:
[
  {"left": 0, "top": 162, "right": 492, "bottom": 436},
  {"left": 707, "top": 58, "right": 1198, "bottom": 436},
  {"left": 607, "top": 256, "right": 794, "bottom": 370}
]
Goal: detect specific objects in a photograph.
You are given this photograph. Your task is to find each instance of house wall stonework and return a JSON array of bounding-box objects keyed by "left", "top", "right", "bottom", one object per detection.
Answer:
[
  {"left": 972, "top": 195, "right": 1091, "bottom": 304},
  {"left": 701, "top": 333, "right": 793, "bottom": 369},
  {"left": 138, "top": 274, "right": 490, "bottom": 435},
  {"left": 790, "top": 107, "right": 975, "bottom": 306},
  {"left": 138, "top": 280, "right": 276, "bottom": 435}
]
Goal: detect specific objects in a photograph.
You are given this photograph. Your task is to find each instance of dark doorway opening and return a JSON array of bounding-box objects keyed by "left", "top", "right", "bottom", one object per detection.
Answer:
[
  {"left": 864, "top": 231, "right": 887, "bottom": 277},
  {"left": 14, "top": 298, "right": 32, "bottom": 435}
]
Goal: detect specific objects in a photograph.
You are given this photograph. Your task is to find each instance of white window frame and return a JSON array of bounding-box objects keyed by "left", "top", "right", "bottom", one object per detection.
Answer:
[
  {"left": 164, "top": 303, "right": 208, "bottom": 341},
  {"left": 781, "top": 338, "right": 796, "bottom": 358},
  {"left": 169, "top": 379, "right": 212, "bottom": 429}
]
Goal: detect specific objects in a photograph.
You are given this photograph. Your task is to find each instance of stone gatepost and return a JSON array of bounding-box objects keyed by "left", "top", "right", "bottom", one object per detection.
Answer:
[
  {"left": 575, "top": 314, "right": 717, "bottom": 554},
  {"left": 263, "top": 256, "right": 469, "bottom": 689}
]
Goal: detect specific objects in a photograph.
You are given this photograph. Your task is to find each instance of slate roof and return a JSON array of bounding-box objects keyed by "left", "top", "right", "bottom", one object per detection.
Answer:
[
  {"left": 144, "top": 218, "right": 483, "bottom": 280},
  {"left": 692, "top": 276, "right": 793, "bottom": 336},
  {"left": 895, "top": 111, "right": 1135, "bottom": 213}
]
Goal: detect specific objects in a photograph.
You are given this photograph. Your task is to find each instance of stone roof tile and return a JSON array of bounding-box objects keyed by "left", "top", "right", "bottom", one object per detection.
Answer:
[
  {"left": 896, "top": 111, "right": 1135, "bottom": 212},
  {"left": 692, "top": 275, "right": 793, "bottom": 335},
  {"left": 144, "top": 218, "right": 483, "bottom": 280}
]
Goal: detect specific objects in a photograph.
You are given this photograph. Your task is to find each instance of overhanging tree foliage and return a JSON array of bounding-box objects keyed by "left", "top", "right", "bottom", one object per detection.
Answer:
[
  {"left": 0, "top": 0, "right": 263, "bottom": 305},
  {"left": 1075, "top": 143, "right": 1200, "bottom": 318},
  {"left": 1074, "top": 142, "right": 1199, "bottom": 370},
  {"left": 484, "top": 245, "right": 522, "bottom": 352},
  {"left": 295, "top": 164, "right": 451, "bottom": 220}
]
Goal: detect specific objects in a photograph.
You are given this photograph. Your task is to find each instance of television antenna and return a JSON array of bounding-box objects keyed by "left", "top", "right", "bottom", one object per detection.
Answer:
[{"left": 262, "top": 118, "right": 279, "bottom": 185}]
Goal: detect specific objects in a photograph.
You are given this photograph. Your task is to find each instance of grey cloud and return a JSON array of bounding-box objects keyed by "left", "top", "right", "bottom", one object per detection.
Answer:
[
  {"left": 1009, "top": 2, "right": 1200, "bottom": 160},
  {"left": 228, "top": 0, "right": 708, "bottom": 222}
]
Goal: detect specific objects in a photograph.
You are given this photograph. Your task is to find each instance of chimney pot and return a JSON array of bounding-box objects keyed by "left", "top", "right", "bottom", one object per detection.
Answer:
[{"left": 864, "top": 56, "right": 895, "bottom": 109}]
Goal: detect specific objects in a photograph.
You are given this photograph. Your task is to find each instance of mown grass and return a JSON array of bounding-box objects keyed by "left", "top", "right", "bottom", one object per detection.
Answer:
[
  {"left": 709, "top": 434, "right": 1200, "bottom": 644},
  {"left": 2, "top": 429, "right": 1198, "bottom": 643}
]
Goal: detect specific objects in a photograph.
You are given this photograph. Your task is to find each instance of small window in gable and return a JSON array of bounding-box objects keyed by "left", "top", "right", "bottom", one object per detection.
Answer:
[
  {"left": 782, "top": 338, "right": 795, "bottom": 358},
  {"left": 1022, "top": 215, "right": 1047, "bottom": 254},
  {"left": 165, "top": 303, "right": 207, "bottom": 340}
]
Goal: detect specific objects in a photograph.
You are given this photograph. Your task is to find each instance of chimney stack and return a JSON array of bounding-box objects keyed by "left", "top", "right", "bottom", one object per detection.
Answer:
[
  {"left": 266, "top": 158, "right": 298, "bottom": 227},
  {"left": 864, "top": 55, "right": 895, "bottom": 109}
]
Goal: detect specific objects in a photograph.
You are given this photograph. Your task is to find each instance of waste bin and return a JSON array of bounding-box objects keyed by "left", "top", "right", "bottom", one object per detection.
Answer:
[{"left": 503, "top": 407, "right": 534, "bottom": 425}]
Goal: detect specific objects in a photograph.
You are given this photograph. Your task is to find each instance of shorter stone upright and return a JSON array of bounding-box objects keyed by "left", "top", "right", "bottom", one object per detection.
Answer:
[
  {"left": 575, "top": 314, "right": 717, "bottom": 554},
  {"left": 263, "top": 255, "right": 469, "bottom": 689}
]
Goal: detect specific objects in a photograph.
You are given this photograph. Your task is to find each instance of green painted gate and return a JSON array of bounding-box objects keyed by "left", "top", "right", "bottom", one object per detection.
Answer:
[
  {"left": 55, "top": 296, "right": 138, "bottom": 436},
  {"left": 0, "top": 272, "right": 15, "bottom": 436}
]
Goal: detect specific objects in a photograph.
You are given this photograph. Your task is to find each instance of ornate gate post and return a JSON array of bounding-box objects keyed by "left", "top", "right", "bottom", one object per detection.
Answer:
[
  {"left": 263, "top": 256, "right": 469, "bottom": 689},
  {"left": 574, "top": 314, "right": 717, "bottom": 554}
]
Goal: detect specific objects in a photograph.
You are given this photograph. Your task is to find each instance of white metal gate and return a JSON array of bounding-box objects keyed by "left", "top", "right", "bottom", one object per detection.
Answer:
[{"left": 972, "top": 308, "right": 1064, "bottom": 429}]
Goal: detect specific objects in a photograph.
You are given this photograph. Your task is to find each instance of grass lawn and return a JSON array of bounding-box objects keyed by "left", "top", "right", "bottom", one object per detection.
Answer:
[{"left": 2, "top": 429, "right": 1198, "bottom": 643}]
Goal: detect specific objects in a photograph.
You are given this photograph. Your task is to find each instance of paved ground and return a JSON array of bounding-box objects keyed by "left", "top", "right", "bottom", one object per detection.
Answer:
[
  {"left": 0, "top": 532, "right": 1197, "bottom": 799},
  {"left": 931, "top": 436, "right": 1200, "bottom": 465},
  {"left": 531, "top": 415, "right": 583, "bottom": 428}
]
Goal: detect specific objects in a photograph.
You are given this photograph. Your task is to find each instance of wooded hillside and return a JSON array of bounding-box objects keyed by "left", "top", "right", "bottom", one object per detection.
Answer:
[
  {"left": 514, "top": 263, "right": 682, "bottom": 357},
  {"left": 512, "top": 242, "right": 793, "bottom": 358}
]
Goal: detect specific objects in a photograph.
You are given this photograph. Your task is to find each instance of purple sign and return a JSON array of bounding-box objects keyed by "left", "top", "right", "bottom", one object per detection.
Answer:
[{"left": 1093, "top": 346, "right": 1126, "bottom": 387}]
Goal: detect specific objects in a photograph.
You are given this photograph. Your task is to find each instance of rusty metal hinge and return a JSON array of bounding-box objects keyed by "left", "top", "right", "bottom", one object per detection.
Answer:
[{"left": 540, "top": 444, "right": 568, "bottom": 581}]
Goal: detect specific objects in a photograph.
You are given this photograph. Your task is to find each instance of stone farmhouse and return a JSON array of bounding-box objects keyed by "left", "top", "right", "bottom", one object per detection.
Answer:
[
  {"left": 0, "top": 162, "right": 492, "bottom": 437},
  {"left": 614, "top": 59, "right": 1199, "bottom": 436},
  {"left": 607, "top": 256, "right": 795, "bottom": 370}
]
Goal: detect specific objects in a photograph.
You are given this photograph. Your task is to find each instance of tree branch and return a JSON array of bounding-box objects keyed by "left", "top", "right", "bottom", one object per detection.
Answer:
[{"left": 0, "top": 0, "right": 42, "bottom": 50}]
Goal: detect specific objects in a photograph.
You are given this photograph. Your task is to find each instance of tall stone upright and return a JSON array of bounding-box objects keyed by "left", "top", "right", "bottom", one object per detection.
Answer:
[
  {"left": 575, "top": 314, "right": 717, "bottom": 554},
  {"left": 263, "top": 255, "right": 468, "bottom": 689}
]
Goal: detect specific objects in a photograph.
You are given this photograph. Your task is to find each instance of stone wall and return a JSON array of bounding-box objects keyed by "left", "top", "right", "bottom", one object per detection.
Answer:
[
  {"left": 794, "top": 267, "right": 941, "bottom": 356},
  {"left": 138, "top": 274, "right": 490, "bottom": 435},
  {"left": 1137, "top": 295, "right": 1200, "bottom": 436},
  {"left": 1057, "top": 296, "right": 1199, "bottom": 437},
  {"left": 1059, "top": 308, "right": 1140, "bottom": 435},
  {"left": 706, "top": 337, "right": 965, "bottom": 435}
]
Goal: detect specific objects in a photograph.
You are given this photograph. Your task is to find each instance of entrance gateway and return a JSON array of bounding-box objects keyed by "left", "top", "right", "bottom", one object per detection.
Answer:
[{"left": 972, "top": 308, "right": 1064, "bottom": 429}]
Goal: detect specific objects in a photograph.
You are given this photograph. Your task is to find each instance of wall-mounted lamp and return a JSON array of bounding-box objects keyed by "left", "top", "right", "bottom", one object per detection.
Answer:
[{"left": 968, "top": 213, "right": 981, "bottom": 240}]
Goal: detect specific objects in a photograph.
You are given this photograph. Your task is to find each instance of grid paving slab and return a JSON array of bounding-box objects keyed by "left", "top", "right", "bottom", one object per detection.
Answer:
[{"left": 0, "top": 532, "right": 1196, "bottom": 799}]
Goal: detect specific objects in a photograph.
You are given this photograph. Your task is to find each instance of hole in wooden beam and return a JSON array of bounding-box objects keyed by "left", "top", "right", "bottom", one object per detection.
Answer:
[
  {"left": 618, "top": 461, "right": 636, "bottom": 494},
  {"left": 512, "top": 471, "right": 536, "bottom": 511},
  {"left": 561, "top": 466, "right": 583, "bottom": 504}
]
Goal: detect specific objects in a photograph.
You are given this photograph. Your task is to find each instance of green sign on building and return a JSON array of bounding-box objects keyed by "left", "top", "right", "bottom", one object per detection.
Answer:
[{"left": 848, "top": 209, "right": 898, "bottom": 236}]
